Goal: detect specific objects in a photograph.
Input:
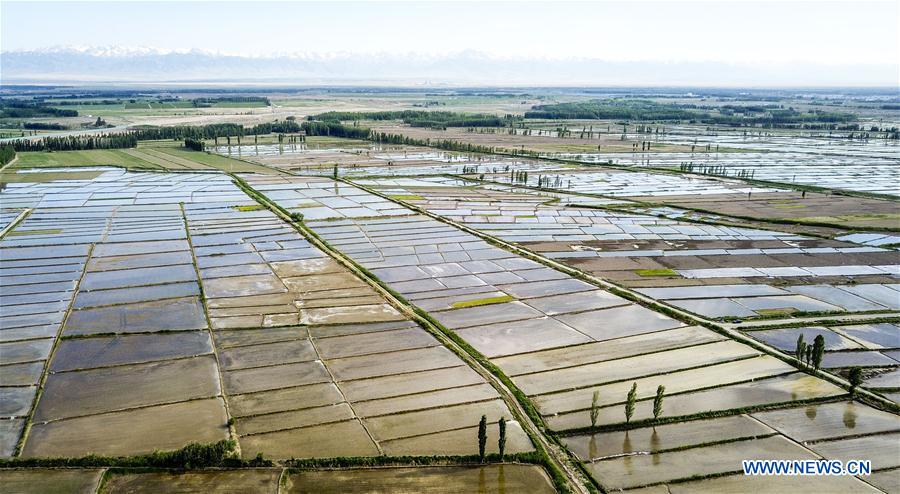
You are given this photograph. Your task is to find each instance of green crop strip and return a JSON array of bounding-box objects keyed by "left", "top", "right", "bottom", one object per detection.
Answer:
[
  {"left": 451, "top": 295, "right": 515, "bottom": 309},
  {"left": 634, "top": 268, "right": 678, "bottom": 277}
]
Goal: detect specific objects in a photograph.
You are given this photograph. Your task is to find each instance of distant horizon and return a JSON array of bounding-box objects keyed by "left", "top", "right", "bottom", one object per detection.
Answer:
[
  {"left": 3, "top": 80, "right": 898, "bottom": 90},
  {"left": 3, "top": 48, "right": 897, "bottom": 87},
  {"left": 2, "top": 0, "right": 898, "bottom": 87}
]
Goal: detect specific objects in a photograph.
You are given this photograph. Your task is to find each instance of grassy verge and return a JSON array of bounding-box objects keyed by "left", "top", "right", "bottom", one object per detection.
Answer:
[{"left": 0, "top": 440, "right": 271, "bottom": 469}]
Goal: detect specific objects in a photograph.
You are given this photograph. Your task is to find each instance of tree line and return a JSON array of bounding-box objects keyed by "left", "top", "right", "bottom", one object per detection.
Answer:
[
  {"left": 371, "top": 131, "right": 544, "bottom": 158},
  {"left": 191, "top": 96, "right": 270, "bottom": 107},
  {"left": 10, "top": 134, "right": 139, "bottom": 152},
  {"left": 311, "top": 110, "right": 520, "bottom": 129},
  {"left": 301, "top": 121, "right": 371, "bottom": 139},
  {"left": 525, "top": 99, "right": 856, "bottom": 127},
  {"left": 23, "top": 122, "right": 67, "bottom": 130},
  {"left": 8, "top": 120, "right": 303, "bottom": 152},
  {"left": 0, "top": 100, "right": 78, "bottom": 118}
]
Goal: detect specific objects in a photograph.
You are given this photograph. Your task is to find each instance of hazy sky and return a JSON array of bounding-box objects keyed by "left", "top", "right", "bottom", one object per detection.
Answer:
[{"left": 2, "top": 0, "right": 898, "bottom": 65}]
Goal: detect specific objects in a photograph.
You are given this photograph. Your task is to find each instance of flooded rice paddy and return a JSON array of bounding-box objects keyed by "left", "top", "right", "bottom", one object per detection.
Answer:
[
  {"left": 0, "top": 168, "right": 530, "bottom": 461},
  {"left": 2, "top": 157, "right": 897, "bottom": 492},
  {"left": 0, "top": 464, "right": 556, "bottom": 493}
]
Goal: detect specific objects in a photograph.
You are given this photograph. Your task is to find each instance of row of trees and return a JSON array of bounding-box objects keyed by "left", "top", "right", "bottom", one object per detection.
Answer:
[
  {"left": 22, "top": 122, "right": 66, "bottom": 131},
  {"left": 300, "top": 121, "right": 370, "bottom": 139},
  {"left": 477, "top": 415, "right": 507, "bottom": 462},
  {"left": 9, "top": 120, "right": 303, "bottom": 152},
  {"left": 796, "top": 334, "right": 826, "bottom": 372},
  {"left": 371, "top": 131, "right": 545, "bottom": 159},
  {"left": 311, "top": 110, "right": 520, "bottom": 129},
  {"left": 796, "top": 334, "right": 866, "bottom": 395},
  {"left": 589, "top": 385, "right": 666, "bottom": 428},
  {"left": 131, "top": 121, "right": 300, "bottom": 141},
  {"left": 10, "top": 134, "right": 139, "bottom": 152},
  {"left": 525, "top": 99, "right": 857, "bottom": 128},
  {"left": 0, "top": 99, "right": 78, "bottom": 118},
  {"left": 526, "top": 99, "right": 699, "bottom": 121},
  {"left": 582, "top": 335, "right": 869, "bottom": 432},
  {"left": 191, "top": 96, "right": 270, "bottom": 107}
]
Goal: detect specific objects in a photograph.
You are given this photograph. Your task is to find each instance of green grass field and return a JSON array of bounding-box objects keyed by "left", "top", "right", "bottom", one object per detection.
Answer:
[
  {"left": 150, "top": 146, "right": 278, "bottom": 173},
  {"left": 12, "top": 149, "right": 162, "bottom": 170}
]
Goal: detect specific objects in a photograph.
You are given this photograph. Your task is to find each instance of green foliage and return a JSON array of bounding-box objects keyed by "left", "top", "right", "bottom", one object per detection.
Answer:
[
  {"left": 183, "top": 137, "right": 204, "bottom": 151},
  {"left": 478, "top": 415, "right": 487, "bottom": 462},
  {"left": 191, "top": 96, "right": 269, "bottom": 107},
  {"left": 498, "top": 417, "right": 507, "bottom": 461},
  {"left": 590, "top": 390, "right": 600, "bottom": 428},
  {"left": 11, "top": 134, "right": 139, "bottom": 152},
  {"left": 233, "top": 204, "right": 264, "bottom": 212},
  {"left": 635, "top": 268, "right": 677, "bottom": 277},
  {"left": 0, "top": 440, "right": 267, "bottom": 469},
  {"left": 812, "top": 335, "right": 826, "bottom": 371},
  {"left": 795, "top": 334, "right": 806, "bottom": 365},
  {"left": 653, "top": 385, "right": 665, "bottom": 420},
  {"left": 0, "top": 145, "right": 14, "bottom": 166},
  {"left": 525, "top": 98, "right": 856, "bottom": 128},
  {"left": 451, "top": 295, "right": 514, "bottom": 309},
  {"left": 10, "top": 121, "right": 301, "bottom": 152},
  {"left": 301, "top": 120, "right": 370, "bottom": 139},
  {"left": 527, "top": 99, "right": 699, "bottom": 121},
  {"left": 312, "top": 110, "right": 520, "bottom": 129},
  {"left": 387, "top": 194, "right": 425, "bottom": 201},
  {"left": 625, "top": 383, "right": 637, "bottom": 423},
  {"left": 23, "top": 122, "right": 67, "bottom": 130},
  {"left": 283, "top": 451, "right": 543, "bottom": 469},
  {"left": 0, "top": 99, "right": 78, "bottom": 118}
]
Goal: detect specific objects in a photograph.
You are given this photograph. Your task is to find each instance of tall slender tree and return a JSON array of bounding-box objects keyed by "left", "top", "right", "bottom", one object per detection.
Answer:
[
  {"left": 625, "top": 383, "right": 637, "bottom": 424},
  {"left": 812, "top": 335, "right": 826, "bottom": 371},
  {"left": 498, "top": 418, "right": 507, "bottom": 461},
  {"left": 653, "top": 385, "right": 665, "bottom": 420},
  {"left": 795, "top": 334, "right": 806, "bottom": 366},
  {"left": 478, "top": 415, "right": 487, "bottom": 462}
]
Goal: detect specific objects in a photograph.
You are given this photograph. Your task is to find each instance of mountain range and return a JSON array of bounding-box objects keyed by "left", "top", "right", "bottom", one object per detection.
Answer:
[{"left": 2, "top": 47, "right": 896, "bottom": 86}]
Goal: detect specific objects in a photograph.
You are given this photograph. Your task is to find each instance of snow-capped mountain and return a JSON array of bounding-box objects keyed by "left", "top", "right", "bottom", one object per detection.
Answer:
[{"left": 1, "top": 46, "right": 896, "bottom": 86}]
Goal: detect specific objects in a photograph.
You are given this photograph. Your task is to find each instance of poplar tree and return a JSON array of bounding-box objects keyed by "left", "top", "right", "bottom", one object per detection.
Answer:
[
  {"left": 478, "top": 415, "right": 487, "bottom": 462},
  {"left": 795, "top": 334, "right": 806, "bottom": 366},
  {"left": 625, "top": 383, "right": 637, "bottom": 424},
  {"left": 498, "top": 418, "right": 507, "bottom": 460},
  {"left": 653, "top": 385, "right": 665, "bottom": 420},
  {"left": 812, "top": 335, "right": 826, "bottom": 371}
]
